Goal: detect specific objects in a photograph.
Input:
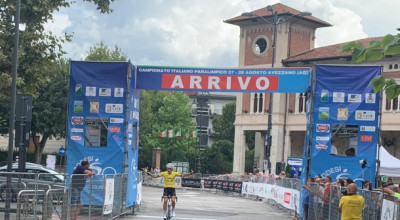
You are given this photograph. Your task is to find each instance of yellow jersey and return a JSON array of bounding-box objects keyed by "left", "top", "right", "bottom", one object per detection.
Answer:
[
  {"left": 339, "top": 194, "right": 364, "bottom": 220},
  {"left": 158, "top": 171, "right": 181, "bottom": 188}
]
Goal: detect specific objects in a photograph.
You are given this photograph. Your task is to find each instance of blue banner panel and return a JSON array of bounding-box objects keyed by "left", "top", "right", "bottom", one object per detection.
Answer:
[
  {"left": 126, "top": 65, "right": 140, "bottom": 207},
  {"left": 310, "top": 65, "right": 381, "bottom": 186},
  {"left": 136, "top": 65, "right": 310, "bottom": 93},
  {"left": 67, "top": 61, "right": 129, "bottom": 205}
]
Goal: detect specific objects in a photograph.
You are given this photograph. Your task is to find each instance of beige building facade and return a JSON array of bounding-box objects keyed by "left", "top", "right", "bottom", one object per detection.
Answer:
[{"left": 226, "top": 3, "right": 400, "bottom": 174}]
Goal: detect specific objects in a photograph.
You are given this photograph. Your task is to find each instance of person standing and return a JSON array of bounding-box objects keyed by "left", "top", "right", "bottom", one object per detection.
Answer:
[
  {"left": 70, "top": 160, "right": 96, "bottom": 220},
  {"left": 301, "top": 177, "right": 315, "bottom": 220},
  {"left": 320, "top": 176, "right": 332, "bottom": 220},
  {"left": 144, "top": 163, "right": 193, "bottom": 219},
  {"left": 338, "top": 183, "right": 365, "bottom": 220}
]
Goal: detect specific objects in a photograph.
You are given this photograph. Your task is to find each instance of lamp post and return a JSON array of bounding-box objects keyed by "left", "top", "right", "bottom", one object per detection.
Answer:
[
  {"left": 242, "top": 6, "right": 311, "bottom": 173},
  {"left": 193, "top": 92, "right": 210, "bottom": 177}
]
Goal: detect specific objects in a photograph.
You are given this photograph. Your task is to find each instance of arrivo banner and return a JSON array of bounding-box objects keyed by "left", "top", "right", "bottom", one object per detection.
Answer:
[{"left": 136, "top": 65, "right": 311, "bottom": 93}]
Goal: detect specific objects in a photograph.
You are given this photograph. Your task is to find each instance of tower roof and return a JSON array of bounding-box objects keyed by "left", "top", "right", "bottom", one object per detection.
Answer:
[{"left": 224, "top": 3, "right": 331, "bottom": 28}]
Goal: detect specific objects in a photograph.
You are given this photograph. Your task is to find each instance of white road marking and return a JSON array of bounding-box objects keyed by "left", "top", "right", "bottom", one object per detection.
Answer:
[{"left": 135, "top": 215, "right": 218, "bottom": 220}]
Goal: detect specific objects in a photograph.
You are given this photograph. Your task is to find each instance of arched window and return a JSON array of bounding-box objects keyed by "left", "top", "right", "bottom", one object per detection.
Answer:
[
  {"left": 389, "top": 64, "right": 393, "bottom": 69},
  {"left": 299, "top": 93, "right": 304, "bottom": 113},
  {"left": 393, "top": 97, "right": 399, "bottom": 110},
  {"left": 258, "top": 93, "right": 264, "bottom": 113},
  {"left": 253, "top": 93, "right": 258, "bottom": 113},
  {"left": 395, "top": 64, "right": 399, "bottom": 69}
]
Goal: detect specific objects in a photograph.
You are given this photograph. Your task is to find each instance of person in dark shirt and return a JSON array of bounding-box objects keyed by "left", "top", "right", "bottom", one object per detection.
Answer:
[{"left": 70, "top": 160, "right": 95, "bottom": 220}]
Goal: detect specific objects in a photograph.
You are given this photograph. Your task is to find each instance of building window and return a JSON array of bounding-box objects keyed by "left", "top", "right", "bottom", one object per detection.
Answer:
[
  {"left": 297, "top": 93, "right": 308, "bottom": 113},
  {"left": 395, "top": 64, "right": 399, "bottom": 69},
  {"left": 389, "top": 64, "right": 393, "bottom": 70},
  {"left": 252, "top": 93, "right": 264, "bottom": 113},
  {"left": 252, "top": 36, "right": 269, "bottom": 55},
  {"left": 393, "top": 97, "right": 399, "bottom": 110}
]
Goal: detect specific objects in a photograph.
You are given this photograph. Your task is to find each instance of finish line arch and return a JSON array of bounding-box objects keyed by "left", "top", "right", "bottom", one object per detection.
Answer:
[{"left": 66, "top": 61, "right": 311, "bottom": 207}]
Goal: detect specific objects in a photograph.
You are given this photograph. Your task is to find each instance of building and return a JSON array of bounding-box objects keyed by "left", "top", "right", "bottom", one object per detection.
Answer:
[{"left": 225, "top": 3, "right": 400, "bottom": 174}]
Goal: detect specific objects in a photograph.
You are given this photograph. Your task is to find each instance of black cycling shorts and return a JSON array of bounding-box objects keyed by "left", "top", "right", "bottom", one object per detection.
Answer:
[{"left": 163, "top": 188, "right": 176, "bottom": 197}]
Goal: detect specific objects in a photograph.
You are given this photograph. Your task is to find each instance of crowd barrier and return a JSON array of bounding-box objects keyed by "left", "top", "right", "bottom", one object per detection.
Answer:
[
  {"left": 144, "top": 173, "right": 400, "bottom": 219},
  {"left": 0, "top": 171, "right": 142, "bottom": 219}
]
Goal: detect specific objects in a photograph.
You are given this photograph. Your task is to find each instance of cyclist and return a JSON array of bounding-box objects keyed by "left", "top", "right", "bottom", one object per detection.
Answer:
[{"left": 144, "top": 163, "right": 193, "bottom": 219}]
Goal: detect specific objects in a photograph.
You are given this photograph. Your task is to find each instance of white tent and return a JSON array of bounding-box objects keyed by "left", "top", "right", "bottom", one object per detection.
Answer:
[{"left": 379, "top": 146, "right": 400, "bottom": 177}]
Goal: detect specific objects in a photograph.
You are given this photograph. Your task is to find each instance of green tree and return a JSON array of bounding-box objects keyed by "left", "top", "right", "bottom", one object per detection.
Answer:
[
  {"left": 0, "top": 0, "right": 118, "bottom": 133},
  {"left": 212, "top": 102, "right": 236, "bottom": 141},
  {"left": 202, "top": 140, "right": 233, "bottom": 174},
  {"left": 138, "top": 92, "right": 197, "bottom": 170},
  {"left": 31, "top": 60, "right": 69, "bottom": 163},
  {"left": 339, "top": 34, "right": 400, "bottom": 99},
  {"left": 85, "top": 41, "right": 127, "bottom": 61}
]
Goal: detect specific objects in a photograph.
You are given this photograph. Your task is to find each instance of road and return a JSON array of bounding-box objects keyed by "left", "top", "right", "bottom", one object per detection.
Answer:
[{"left": 126, "top": 186, "right": 294, "bottom": 220}]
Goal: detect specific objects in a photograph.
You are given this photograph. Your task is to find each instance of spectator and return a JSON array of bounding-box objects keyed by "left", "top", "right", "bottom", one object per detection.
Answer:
[
  {"left": 70, "top": 160, "right": 96, "bottom": 220},
  {"left": 338, "top": 183, "right": 365, "bottom": 220},
  {"left": 302, "top": 177, "right": 315, "bottom": 220},
  {"left": 343, "top": 178, "right": 353, "bottom": 187},
  {"left": 382, "top": 185, "right": 400, "bottom": 200},
  {"left": 320, "top": 176, "right": 332, "bottom": 220},
  {"left": 345, "top": 148, "right": 355, "bottom": 156},
  {"left": 386, "top": 178, "right": 394, "bottom": 186},
  {"left": 363, "top": 180, "right": 373, "bottom": 190}
]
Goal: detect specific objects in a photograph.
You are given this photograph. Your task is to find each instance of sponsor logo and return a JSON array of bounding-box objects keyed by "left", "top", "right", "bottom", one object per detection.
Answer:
[
  {"left": 337, "top": 107, "right": 348, "bottom": 120},
  {"left": 90, "top": 101, "right": 99, "bottom": 113},
  {"left": 316, "top": 124, "right": 330, "bottom": 132},
  {"left": 319, "top": 107, "right": 329, "bottom": 120},
  {"left": 86, "top": 86, "right": 96, "bottom": 96},
  {"left": 316, "top": 144, "right": 328, "bottom": 150},
  {"left": 320, "top": 90, "right": 329, "bottom": 102},
  {"left": 321, "top": 166, "right": 350, "bottom": 179},
  {"left": 71, "top": 117, "right": 83, "bottom": 125},
  {"left": 348, "top": 94, "right": 362, "bottom": 103},
  {"left": 114, "top": 88, "right": 124, "bottom": 97},
  {"left": 105, "top": 104, "right": 123, "bottom": 113},
  {"left": 360, "top": 135, "right": 373, "bottom": 142},
  {"left": 316, "top": 136, "right": 330, "bottom": 141},
  {"left": 284, "top": 192, "right": 291, "bottom": 204},
  {"left": 360, "top": 126, "right": 376, "bottom": 132},
  {"left": 99, "top": 88, "right": 111, "bottom": 96},
  {"left": 71, "top": 135, "right": 82, "bottom": 141},
  {"left": 365, "top": 93, "right": 376, "bottom": 103},
  {"left": 110, "top": 118, "right": 124, "bottom": 123},
  {"left": 71, "top": 128, "right": 83, "bottom": 133},
  {"left": 110, "top": 126, "right": 121, "bottom": 133},
  {"left": 333, "top": 92, "right": 345, "bottom": 103},
  {"left": 73, "top": 101, "right": 83, "bottom": 113},
  {"left": 355, "top": 110, "right": 375, "bottom": 121}
]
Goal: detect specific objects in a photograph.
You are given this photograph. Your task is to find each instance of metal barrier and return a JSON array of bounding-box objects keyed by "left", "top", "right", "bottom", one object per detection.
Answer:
[{"left": 0, "top": 171, "right": 140, "bottom": 219}]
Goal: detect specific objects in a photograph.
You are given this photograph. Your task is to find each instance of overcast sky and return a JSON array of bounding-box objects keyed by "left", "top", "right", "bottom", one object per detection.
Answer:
[{"left": 44, "top": 0, "right": 400, "bottom": 67}]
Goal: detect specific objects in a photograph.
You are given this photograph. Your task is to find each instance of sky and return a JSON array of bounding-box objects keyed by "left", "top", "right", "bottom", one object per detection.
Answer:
[{"left": 44, "top": 0, "right": 400, "bottom": 68}]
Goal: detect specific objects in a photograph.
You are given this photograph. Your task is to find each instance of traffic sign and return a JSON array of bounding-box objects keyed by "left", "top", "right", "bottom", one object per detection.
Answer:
[{"left": 59, "top": 147, "right": 66, "bottom": 156}]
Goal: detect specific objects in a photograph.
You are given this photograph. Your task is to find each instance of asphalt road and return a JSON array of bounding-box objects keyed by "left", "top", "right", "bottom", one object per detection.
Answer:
[{"left": 126, "top": 186, "right": 294, "bottom": 220}]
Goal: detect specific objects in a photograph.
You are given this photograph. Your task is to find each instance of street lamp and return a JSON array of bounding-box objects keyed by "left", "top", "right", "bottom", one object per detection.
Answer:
[
  {"left": 242, "top": 6, "right": 311, "bottom": 173},
  {"left": 193, "top": 92, "right": 210, "bottom": 177}
]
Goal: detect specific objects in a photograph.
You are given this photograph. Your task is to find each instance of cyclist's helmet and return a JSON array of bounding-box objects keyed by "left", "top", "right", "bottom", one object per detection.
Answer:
[{"left": 166, "top": 163, "right": 174, "bottom": 169}]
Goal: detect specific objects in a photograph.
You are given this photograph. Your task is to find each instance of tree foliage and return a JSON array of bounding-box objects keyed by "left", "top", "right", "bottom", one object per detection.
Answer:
[
  {"left": 0, "top": 0, "right": 118, "bottom": 133},
  {"left": 85, "top": 41, "right": 127, "bottom": 61},
  {"left": 212, "top": 102, "right": 236, "bottom": 142},
  {"left": 138, "top": 92, "right": 197, "bottom": 170},
  {"left": 339, "top": 34, "right": 400, "bottom": 100},
  {"left": 31, "top": 60, "right": 69, "bottom": 163}
]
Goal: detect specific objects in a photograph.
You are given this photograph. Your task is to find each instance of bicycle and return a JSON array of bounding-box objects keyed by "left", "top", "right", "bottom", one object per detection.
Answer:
[{"left": 161, "top": 195, "right": 177, "bottom": 220}]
